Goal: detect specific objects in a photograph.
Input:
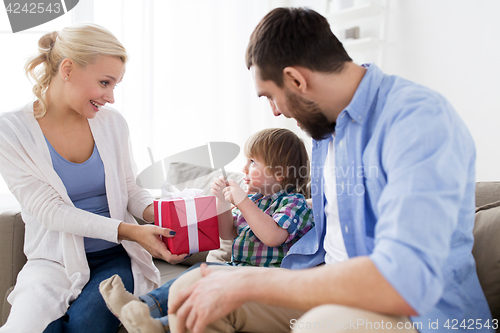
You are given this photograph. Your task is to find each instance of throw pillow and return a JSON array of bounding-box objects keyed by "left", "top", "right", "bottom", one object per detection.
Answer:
[
  {"left": 475, "top": 182, "right": 500, "bottom": 208},
  {"left": 166, "top": 162, "right": 244, "bottom": 195}
]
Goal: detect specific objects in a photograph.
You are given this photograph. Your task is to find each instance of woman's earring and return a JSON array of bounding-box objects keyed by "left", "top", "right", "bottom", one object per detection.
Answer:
[{"left": 64, "top": 77, "right": 68, "bottom": 80}]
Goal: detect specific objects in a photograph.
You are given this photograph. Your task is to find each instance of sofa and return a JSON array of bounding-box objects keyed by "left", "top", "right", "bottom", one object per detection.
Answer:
[{"left": 1, "top": 162, "right": 499, "bottom": 331}]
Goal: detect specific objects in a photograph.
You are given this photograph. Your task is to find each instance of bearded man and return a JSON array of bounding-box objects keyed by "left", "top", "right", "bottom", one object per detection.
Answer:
[{"left": 168, "top": 7, "right": 492, "bottom": 333}]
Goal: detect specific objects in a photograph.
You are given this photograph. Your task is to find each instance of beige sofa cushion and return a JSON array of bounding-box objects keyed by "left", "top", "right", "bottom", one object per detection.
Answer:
[
  {"left": 475, "top": 182, "right": 500, "bottom": 208},
  {"left": 473, "top": 200, "right": 500, "bottom": 322},
  {"left": 0, "top": 211, "right": 27, "bottom": 326}
]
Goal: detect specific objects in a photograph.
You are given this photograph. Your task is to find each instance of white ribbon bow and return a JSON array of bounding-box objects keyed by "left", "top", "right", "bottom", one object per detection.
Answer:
[
  {"left": 158, "top": 183, "right": 204, "bottom": 254},
  {"left": 161, "top": 183, "right": 203, "bottom": 199}
]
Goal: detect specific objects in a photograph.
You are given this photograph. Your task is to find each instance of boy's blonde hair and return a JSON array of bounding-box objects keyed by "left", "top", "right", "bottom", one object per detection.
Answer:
[
  {"left": 244, "top": 128, "right": 310, "bottom": 197},
  {"left": 24, "top": 23, "right": 128, "bottom": 118}
]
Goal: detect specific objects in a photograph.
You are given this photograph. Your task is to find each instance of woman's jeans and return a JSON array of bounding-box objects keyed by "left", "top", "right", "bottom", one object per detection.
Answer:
[
  {"left": 140, "top": 262, "right": 227, "bottom": 326},
  {"left": 44, "top": 245, "right": 134, "bottom": 333}
]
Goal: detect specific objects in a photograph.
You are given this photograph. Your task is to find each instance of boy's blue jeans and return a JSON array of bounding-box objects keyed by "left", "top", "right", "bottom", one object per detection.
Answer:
[
  {"left": 140, "top": 262, "right": 228, "bottom": 326},
  {"left": 43, "top": 245, "right": 134, "bottom": 333}
]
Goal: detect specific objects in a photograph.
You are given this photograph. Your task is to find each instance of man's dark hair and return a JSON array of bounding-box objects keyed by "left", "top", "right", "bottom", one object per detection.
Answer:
[{"left": 246, "top": 7, "right": 352, "bottom": 87}]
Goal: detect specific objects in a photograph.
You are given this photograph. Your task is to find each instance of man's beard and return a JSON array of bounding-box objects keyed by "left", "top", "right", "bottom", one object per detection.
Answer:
[{"left": 285, "top": 88, "right": 335, "bottom": 141}]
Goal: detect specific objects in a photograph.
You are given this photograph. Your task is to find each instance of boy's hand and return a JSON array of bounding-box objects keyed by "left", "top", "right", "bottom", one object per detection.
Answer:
[
  {"left": 210, "top": 176, "right": 229, "bottom": 202},
  {"left": 223, "top": 180, "right": 247, "bottom": 206}
]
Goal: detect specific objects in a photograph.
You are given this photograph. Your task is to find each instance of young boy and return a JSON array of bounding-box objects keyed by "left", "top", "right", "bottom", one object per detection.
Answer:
[
  {"left": 99, "top": 128, "right": 314, "bottom": 333},
  {"left": 212, "top": 127, "right": 314, "bottom": 267}
]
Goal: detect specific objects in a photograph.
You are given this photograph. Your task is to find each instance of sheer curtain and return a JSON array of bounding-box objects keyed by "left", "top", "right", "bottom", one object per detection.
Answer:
[
  {"left": 92, "top": 0, "right": 314, "bottom": 174},
  {"left": 0, "top": 7, "right": 72, "bottom": 211},
  {"left": 0, "top": 0, "right": 325, "bottom": 211}
]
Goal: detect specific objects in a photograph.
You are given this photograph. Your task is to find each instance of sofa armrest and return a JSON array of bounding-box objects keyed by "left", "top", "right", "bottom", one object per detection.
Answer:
[{"left": 0, "top": 211, "right": 26, "bottom": 326}]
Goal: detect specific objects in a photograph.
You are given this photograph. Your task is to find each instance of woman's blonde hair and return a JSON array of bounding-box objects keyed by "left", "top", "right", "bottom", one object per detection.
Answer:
[
  {"left": 24, "top": 23, "right": 128, "bottom": 118},
  {"left": 244, "top": 128, "right": 310, "bottom": 197}
]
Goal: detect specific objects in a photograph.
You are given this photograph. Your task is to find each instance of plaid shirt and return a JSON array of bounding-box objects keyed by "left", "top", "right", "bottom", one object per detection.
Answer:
[{"left": 231, "top": 188, "right": 314, "bottom": 267}]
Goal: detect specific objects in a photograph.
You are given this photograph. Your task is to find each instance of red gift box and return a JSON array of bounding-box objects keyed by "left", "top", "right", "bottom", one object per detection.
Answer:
[{"left": 154, "top": 195, "right": 220, "bottom": 255}]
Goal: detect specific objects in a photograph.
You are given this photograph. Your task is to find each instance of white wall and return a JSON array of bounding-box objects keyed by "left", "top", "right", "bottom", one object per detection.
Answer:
[
  {"left": 285, "top": 0, "right": 500, "bottom": 181},
  {"left": 382, "top": 0, "right": 500, "bottom": 181}
]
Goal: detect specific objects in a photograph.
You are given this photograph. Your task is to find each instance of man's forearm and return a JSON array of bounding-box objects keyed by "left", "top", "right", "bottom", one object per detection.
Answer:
[{"left": 238, "top": 256, "right": 417, "bottom": 316}]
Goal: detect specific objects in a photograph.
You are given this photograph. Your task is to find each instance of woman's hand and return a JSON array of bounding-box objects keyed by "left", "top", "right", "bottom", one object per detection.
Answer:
[{"left": 118, "top": 223, "right": 188, "bottom": 265}]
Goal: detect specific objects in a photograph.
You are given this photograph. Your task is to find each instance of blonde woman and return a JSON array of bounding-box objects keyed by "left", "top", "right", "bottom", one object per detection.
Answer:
[{"left": 0, "top": 24, "right": 186, "bottom": 332}]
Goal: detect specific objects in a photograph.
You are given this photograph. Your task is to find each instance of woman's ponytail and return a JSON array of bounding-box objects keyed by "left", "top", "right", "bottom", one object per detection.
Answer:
[{"left": 24, "top": 31, "right": 60, "bottom": 118}]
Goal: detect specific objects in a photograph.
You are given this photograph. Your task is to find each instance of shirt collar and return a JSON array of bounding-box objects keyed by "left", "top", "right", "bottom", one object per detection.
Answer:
[
  {"left": 341, "top": 63, "right": 384, "bottom": 126},
  {"left": 250, "top": 187, "right": 295, "bottom": 203}
]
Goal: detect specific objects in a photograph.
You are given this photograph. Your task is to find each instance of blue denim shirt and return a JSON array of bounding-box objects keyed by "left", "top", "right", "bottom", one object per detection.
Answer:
[{"left": 281, "top": 64, "right": 492, "bottom": 332}]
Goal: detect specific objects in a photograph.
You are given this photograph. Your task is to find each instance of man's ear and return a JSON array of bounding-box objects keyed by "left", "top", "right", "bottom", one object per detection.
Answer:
[
  {"left": 59, "top": 58, "right": 74, "bottom": 80},
  {"left": 283, "top": 67, "right": 308, "bottom": 94}
]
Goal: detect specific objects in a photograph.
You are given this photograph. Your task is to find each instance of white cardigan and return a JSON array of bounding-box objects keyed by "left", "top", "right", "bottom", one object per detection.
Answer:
[{"left": 0, "top": 103, "right": 160, "bottom": 331}]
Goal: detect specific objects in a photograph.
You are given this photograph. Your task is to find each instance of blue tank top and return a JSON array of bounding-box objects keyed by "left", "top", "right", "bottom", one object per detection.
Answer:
[{"left": 44, "top": 137, "right": 117, "bottom": 253}]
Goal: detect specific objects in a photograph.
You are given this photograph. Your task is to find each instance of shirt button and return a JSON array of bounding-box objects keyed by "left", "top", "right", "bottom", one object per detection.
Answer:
[
  {"left": 345, "top": 225, "right": 349, "bottom": 233},
  {"left": 351, "top": 119, "right": 355, "bottom": 123}
]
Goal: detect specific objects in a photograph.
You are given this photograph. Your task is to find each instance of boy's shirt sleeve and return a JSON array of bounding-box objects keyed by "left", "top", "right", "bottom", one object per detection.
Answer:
[
  {"left": 232, "top": 194, "right": 253, "bottom": 234},
  {"left": 272, "top": 196, "right": 314, "bottom": 243}
]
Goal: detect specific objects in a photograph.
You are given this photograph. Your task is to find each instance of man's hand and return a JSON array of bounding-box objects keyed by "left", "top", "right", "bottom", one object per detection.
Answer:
[
  {"left": 118, "top": 223, "right": 188, "bottom": 264},
  {"left": 169, "top": 264, "right": 246, "bottom": 333}
]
